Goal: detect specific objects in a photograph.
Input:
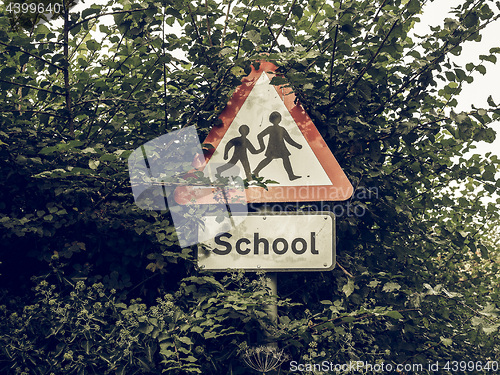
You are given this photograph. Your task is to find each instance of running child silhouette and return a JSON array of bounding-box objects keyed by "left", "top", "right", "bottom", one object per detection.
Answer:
[
  {"left": 216, "top": 124, "right": 259, "bottom": 180},
  {"left": 253, "top": 111, "right": 302, "bottom": 181}
]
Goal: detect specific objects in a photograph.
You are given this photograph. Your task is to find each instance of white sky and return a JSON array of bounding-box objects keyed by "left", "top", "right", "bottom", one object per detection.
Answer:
[{"left": 414, "top": 0, "right": 500, "bottom": 159}]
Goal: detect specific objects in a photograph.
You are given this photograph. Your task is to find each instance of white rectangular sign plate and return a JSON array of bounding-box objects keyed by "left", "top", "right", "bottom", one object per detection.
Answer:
[{"left": 198, "top": 212, "right": 335, "bottom": 272}]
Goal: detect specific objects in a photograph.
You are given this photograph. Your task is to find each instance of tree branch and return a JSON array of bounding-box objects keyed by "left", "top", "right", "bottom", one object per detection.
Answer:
[
  {"left": 186, "top": 2, "right": 203, "bottom": 45},
  {"left": 235, "top": 0, "right": 256, "bottom": 59},
  {"left": 63, "top": 1, "right": 74, "bottom": 137},
  {"left": 305, "top": 23, "right": 337, "bottom": 53},
  {"left": 0, "top": 41, "right": 64, "bottom": 71},
  {"left": 268, "top": 0, "right": 297, "bottom": 53},
  {"left": 205, "top": 0, "right": 213, "bottom": 46},
  {"left": 183, "top": 65, "right": 233, "bottom": 129},
  {"left": 372, "top": 8, "right": 500, "bottom": 117},
  {"left": 85, "top": 55, "right": 162, "bottom": 145},
  {"left": 328, "top": 19, "right": 399, "bottom": 108},
  {"left": 162, "top": 7, "right": 168, "bottom": 129},
  {"left": 329, "top": 0, "right": 342, "bottom": 100},
  {"left": 309, "top": 308, "right": 419, "bottom": 330},
  {"left": 0, "top": 109, "right": 66, "bottom": 118},
  {"left": 221, "top": 0, "right": 233, "bottom": 47},
  {"left": 307, "top": 0, "right": 327, "bottom": 31},
  {"left": 336, "top": 261, "right": 353, "bottom": 278},
  {"left": 0, "top": 79, "right": 64, "bottom": 96},
  {"left": 69, "top": 8, "right": 149, "bottom": 31},
  {"left": 258, "top": 6, "right": 282, "bottom": 53},
  {"left": 74, "top": 98, "right": 143, "bottom": 105}
]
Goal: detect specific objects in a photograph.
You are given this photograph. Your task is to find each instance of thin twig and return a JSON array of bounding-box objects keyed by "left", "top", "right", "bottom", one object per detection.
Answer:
[
  {"left": 63, "top": 1, "right": 74, "bottom": 137},
  {"left": 371, "top": 4, "right": 500, "bottom": 116},
  {"left": 221, "top": 0, "right": 233, "bottom": 47},
  {"left": 309, "top": 308, "right": 420, "bottom": 330},
  {"left": 307, "top": 0, "right": 327, "bottom": 30},
  {"left": 205, "top": 0, "right": 213, "bottom": 46},
  {"left": 0, "top": 79, "right": 64, "bottom": 96},
  {"left": 0, "top": 41, "right": 64, "bottom": 71},
  {"left": 187, "top": 2, "right": 203, "bottom": 44},
  {"left": 0, "top": 109, "right": 66, "bottom": 119},
  {"left": 235, "top": 0, "right": 256, "bottom": 59},
  {"left": 268, "top": 0, "right": 298, "bottom": 52},
  {"left": 329, "top": 19, "right": 399, "bottom": 109},
  {"left": 91, "top": 178, "right": 129, "bottom": 210},
  {"left": 105, "top": 32, "right": 126, "bottom": 78},
  {"left": 69, "top": 8, "right": 149, "bottom": 31},
  {"left": 336, "top": 261, "right": 353, "bottom": 278},
  {"left": 258, "top": 5, "right": 282, "bottom": 53},
  {"left": 329, "top": 0, "right": 342, "bottom": 100},
  {"left": 75, "top": 98, "right": 143, "bottom": 105},
  {"left": 163, "top": 6, "right": 168, "bottom": 128}
]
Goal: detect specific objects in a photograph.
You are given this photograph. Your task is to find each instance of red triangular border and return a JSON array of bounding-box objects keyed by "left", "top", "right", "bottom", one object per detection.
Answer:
[{"left": 176, "top": 61, "right": 353, "bottom": 204}]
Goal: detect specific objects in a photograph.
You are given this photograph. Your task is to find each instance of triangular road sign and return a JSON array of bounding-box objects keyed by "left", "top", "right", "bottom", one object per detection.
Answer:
[{"left": 176, "top": 61, "right": 353, "bottom": 204}]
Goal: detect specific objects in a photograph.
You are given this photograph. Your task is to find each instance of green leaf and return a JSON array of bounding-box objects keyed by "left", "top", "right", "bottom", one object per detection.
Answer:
[
  {"left": 384, "top": 311, "right": 403, "bottom": 320},
  {"left": 240, "top": 39, "right": 253, "bottom": 52},
  {"left": 88, "top": 160, "right": 100, "bottom": 170},
  {"left": 204, "top": 331, "right": 217, "bottom": 339},
  {"left": 368, "top": 280, "right": 380, "bottom": 288},
  {"left": 19, "top": 53, "right": 30, "bottom": 66},
  {"left": 81, "top": 340, "right": 91, "bottom": 354},
  {"left": 382, "top": 282, "right": 401, "bottom": 292},
  {"left": 291, "top": 4, "right": 303, "bottom": 18},
  {"left": 82, "top": 7, "right": 101, "bottom": 18},
  {"left": 191, "top": 326, "right": 203, "bottom": 334},
  {"left": 138, "top": 323, "right": 154, "bottom": 334},
  {"left": 445, "top": 71, "right": 455, "bottom": 81},
  {"left": 342, "top": 279, "right": 355, "bottom": 298},
  {"left": 177, "top": 336, "right": 193, "bottom": 345},
  {"left": 454, "top": 69, "right": 466, "bottom": 81},
  {"left": 482, "top": 324, "right": 500, "bottom": 335},
  {"left": 37, "top": 90, "right": 48, "bottom": 101},
  {"left": 440, "top": 337, "right": 453, "bottom": 347},
  {"left": 86, "top": 40, "right": 100, "bottom": 51}
]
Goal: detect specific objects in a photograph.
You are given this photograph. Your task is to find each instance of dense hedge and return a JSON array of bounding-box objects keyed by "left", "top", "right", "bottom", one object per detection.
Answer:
[{"left": 1, "top": 0, "right": 500, "bottom": 374}]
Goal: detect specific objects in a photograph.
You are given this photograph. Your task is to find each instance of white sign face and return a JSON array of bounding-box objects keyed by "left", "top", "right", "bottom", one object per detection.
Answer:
[
  {"left": 203, "top": 73, "right": 332, "bottom": 186},
  {"left": 198, "top": 212, "right": 335, "bottom": 271}
]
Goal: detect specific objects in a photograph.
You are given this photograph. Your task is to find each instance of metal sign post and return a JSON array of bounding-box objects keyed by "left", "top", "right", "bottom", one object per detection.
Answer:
[
  {"left": 265, "top": 271, "right": 278, "bottom": 343},
  {"left": 259, "top": 206, "right": 277, "bottom": 343}
]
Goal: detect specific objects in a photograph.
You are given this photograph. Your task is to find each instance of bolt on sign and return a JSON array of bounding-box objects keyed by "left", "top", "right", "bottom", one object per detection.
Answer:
[
  {"left": 198, "top": 212, "right": 335, "bottom": 271},
  {"left": 175, "top": 60, "right": 353, "bottom": 205}
]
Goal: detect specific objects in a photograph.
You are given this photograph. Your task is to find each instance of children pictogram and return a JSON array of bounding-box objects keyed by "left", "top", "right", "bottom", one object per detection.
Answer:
[
  {"left": 253, "top": 111, "right": 303, "bottom": 181},
  {"left": 216, "top": 124, "right": 260, "bottom": 180},
  {"left": 183, "top": 62, "right": 353, "bottom": 203}
]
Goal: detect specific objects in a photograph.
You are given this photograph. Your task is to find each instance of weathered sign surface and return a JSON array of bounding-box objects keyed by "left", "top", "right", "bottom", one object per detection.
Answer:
[
  {"left": 198, "top": 212, "right": 335, "bottom": 271},
  {"left": 175, "top": 61, "right": 353, "bottom": 204}
]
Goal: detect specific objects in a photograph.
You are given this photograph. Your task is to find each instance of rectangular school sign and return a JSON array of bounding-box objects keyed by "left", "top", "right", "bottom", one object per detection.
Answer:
[{"left": 198, "top": 212, "right": 335, "bottom": 272}]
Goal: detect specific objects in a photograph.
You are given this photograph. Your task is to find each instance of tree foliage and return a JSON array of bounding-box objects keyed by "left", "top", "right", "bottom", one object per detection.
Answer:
[{"left": 0, "top": 0, "right": 499, "bottom": 373}]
